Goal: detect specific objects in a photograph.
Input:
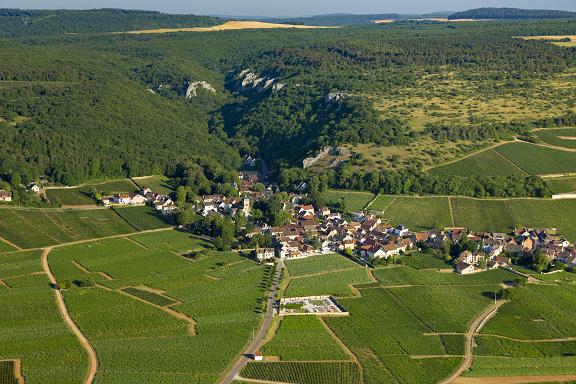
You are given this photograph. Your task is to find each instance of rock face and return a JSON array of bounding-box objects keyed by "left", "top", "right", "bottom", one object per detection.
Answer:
[
  {"left": 303, "top": 146, "right": 351, "bottom": 169},
  {"left": 185, "top": 81, "right": 216, "bottom": 98},
  {"left": 234, "top": 69, "right": 285, "bottom": 94},
  {"left": 325, "top": 92, "right": 345, "bottom": 104}
]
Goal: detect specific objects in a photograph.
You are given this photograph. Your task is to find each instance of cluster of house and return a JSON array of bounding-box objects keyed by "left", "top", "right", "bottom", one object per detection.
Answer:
[
  {"left": 0, "top": 190, "right": 12, "bottom": 202},
  {"left": 252, "top": 199, "right": 576, "bottom": 275},
  {"left": 101, "top": 187, "right": 176, "bottom": 215}
]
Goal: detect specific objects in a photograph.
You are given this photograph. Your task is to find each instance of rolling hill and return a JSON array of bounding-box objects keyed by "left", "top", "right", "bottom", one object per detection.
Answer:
[{"left": 449, "top": 7, "right": 576, "bottom": 20}]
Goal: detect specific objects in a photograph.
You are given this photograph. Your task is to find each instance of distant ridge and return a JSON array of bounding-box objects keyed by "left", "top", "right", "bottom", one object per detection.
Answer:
[
  {"left": 259, "top": 12, "right": 455, "bottom": 26},
  {"left": 448, "top": 7, "right": 576, "bottom": 20},
  {"left": 0, "top": 8, "right": 220, "bottom": 37}
]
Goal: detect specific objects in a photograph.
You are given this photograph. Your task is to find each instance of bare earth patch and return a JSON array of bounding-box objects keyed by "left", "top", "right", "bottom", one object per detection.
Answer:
[{"left": 121, "top": 21, "right": 335, "bottom": 34}]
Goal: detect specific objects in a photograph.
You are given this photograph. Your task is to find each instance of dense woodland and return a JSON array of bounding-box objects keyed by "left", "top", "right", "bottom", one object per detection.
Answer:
[
  {"left": 0, "top": 12, "right": 575, "bottom": 201},
  {"left": 0, "top": 9, "right": 219, "bottom": 37},
  {"left": 449, "top": 8, "right": 576, "bottom": 20}
]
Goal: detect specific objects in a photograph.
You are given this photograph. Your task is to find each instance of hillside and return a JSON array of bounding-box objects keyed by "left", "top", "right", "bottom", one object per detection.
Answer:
[
  {"left": 0, "top": 8, "right": 220, "bottom": 37},
  {"left": 449, "top": 7, "right": 576, "bottom": 20}
]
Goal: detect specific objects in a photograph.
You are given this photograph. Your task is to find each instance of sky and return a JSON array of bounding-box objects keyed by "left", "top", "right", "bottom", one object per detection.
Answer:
[{"left": 2, "top": 0, "right": 576, "bottom": 17}]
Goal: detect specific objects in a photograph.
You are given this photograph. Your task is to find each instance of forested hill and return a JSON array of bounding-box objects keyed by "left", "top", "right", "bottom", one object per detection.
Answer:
[
  {"left": 449, "top": 8, "right": 576, "bottom": 20},
  {"left": 0, "top": 9, "right": 220, "bottom": 37}
]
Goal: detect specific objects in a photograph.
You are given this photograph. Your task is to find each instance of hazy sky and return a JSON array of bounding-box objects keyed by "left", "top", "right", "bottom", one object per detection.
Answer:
[{"left": 2, "top": 0, "right": 576, "bottom": 17}]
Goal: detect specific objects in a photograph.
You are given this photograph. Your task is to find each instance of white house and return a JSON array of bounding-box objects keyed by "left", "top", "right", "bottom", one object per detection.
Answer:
[
  {"left": 255, "top": 248, "right": 275, "bottom": 262},
  {"left": 394, "top": 225, "right": 409, "bottom": 237},
  {"left": 456, "top": 262, "right": 477, "bottom": 275}
]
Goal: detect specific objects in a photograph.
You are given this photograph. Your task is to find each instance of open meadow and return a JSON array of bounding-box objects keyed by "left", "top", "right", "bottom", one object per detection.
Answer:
[
  {"left": 47, "top": 230, "right": 268, "bottom": 383},
  {"left": 132, "top": 175, "right": 173, "bottom": 195}
]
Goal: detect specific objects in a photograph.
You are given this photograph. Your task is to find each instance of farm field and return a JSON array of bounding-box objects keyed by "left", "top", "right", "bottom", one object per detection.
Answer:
[
  {"left": 112, "top": 205, "right": 173, "bottom": 230},
  {"left": 382, "top": 196, "right": 453, "bottom": 230},
  {"left": 374, "top": 266, "right": 517, "bottom": 287},
  {"left": 0, "top": 208, "right": 135, "bottom": 249},
  {"left": 0, "top": 361, "right": 18, "bottom": 384},
  {"left": 324, "top": 190, "right": 375, "bottom": 211},
  {"left": 495, "top": 142, "right": 576, "bottom": 175},
  {"left": 0, "top": 249, "right": 87, "bottom": 383},
  {"left": 400, "top": 253, "right": 451, "bottom": 270},
  {"left": 132, "top": 175, "right": 173, "bottom": 194},
  {"left": 481, "top": 284, "right": 576, "bottom": 340},
  {"left": 241, "top": 361, "right": 361, "bottom": 384},
  {"left": 285, "top": 267, "right": 372, "bottom": 297},
  {"left": 465, "top": 356, "right": 576, "bottom": 377},
  {"left": 535, "top": 127, "right": 576, "bottom": 150},
  {"left": 48, "top": 230, "right": 268, "bottom": 383},
  {"left": 546, "top": 176, "right": 576, "bottom": 194},
  {"left": 46, "top": 179, "right": 138, "bottom": 206},
  {"left": 367, "top": 194, "right": 396, "bottom": 211},
  {"left": 429, "top": 148, "right": 523, "bottom": 177},
  {"left": 123, "top": 20, "right": 334, "bottom": 34},
  {"left": 261, "top": 316, "right": 350, "bottom": 361},
  {"left": 129, "top": 230, "right": 212, "bottom": 253},
  {"left": 0, "top": 239, "right": 16, "bottom": 253},
  {"left": 285, "top": 253, "right": 362, "bottom": 277}
]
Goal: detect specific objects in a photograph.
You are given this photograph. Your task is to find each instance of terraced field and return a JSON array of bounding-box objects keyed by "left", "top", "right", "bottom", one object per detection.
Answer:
[
  {"left": 0, "top": 208, "right": 135, "bottom": 249},
  {"left": 48, "top": 230, "right": 268, "bottom": 383}
]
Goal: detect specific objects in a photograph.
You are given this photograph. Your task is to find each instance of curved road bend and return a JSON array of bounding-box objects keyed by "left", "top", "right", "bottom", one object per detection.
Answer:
[
  {"left": 220, "top": 259, "right": 284, "bottom": 384},
  {"left": 41, "top": 247, "right": 98, "bottom": 384}
]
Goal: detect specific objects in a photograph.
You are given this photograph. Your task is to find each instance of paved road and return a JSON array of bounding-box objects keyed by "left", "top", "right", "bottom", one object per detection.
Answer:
[
  {"left": 41, "top": 247, "right": 98, "bottom": 384},
  {"left": 220, "top": 259, "right": 284, "bottom": 384}
]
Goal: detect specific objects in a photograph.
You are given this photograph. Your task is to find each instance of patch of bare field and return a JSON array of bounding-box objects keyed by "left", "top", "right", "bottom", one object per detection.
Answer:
[
  {"left": 517, "top": 35, "right": 576, "bottom": 41},
  {"left": 121, "top": 20, "right": 335, "bottom": 34},
  {"left": 374, "top": 19, "right": 396, "bottom": 24}
]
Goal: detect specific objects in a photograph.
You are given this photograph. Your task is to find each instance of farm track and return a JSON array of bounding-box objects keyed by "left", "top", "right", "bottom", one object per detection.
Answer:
[
  {"left": 234, "top": 376, "right": 292, "bottom": 384},
  {"left": 0, "top": 235, "right": 23, "bottom": 251},
  {"left": 220, "top": 260, "right": 283, "bottom": 384},
  {"left": 318, "top": 317, "right": 365, "bottom": 383},
  {"left": 41, "top": 247, "right": 98, "bottom": 384},
  {"left": 448, "top": 197, "right": 456, "bottom": 227},
  {"left": 441, "top": 301, "right": 506, "bottom": 384}
]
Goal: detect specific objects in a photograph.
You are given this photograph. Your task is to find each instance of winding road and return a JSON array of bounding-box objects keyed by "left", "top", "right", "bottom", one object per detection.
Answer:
[
  {"left": 220, "top": 259, "right": 284, "bottom": 384},
  {"left": 41, "top": 247, "right": 98, "bottom": 384}
]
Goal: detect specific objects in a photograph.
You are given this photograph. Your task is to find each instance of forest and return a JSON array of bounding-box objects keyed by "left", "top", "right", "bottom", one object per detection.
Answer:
[
  {"left": 449, "top": 8, "right": 576, "bottom": 20},
  {"left": 0, "top": 13, "right": 576, "bottom": 200}
]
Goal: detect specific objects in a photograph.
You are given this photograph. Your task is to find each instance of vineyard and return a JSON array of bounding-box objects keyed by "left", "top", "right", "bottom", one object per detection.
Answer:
[
  {"left": 261, "top": 316, "right": 350, "bottom": 361},
  {"left": 324, "top": 190, "right": 375, "bottom": 211},
  {"left": 0, "top": 250, "right": 87, "bottom": 383},
  {"left": 121, "top": 287, "right": 178, "bottom": 306},
  {"left": 0, "top": 208, "right": 135, "bottom": 249},
  {"left": 47, "top": 231, "right": 268, "bottom": 382},
  {"left": 241, "top": 361, "right": 361, "bottom": 384},
  {"left": 285, "top": 253, "right": 362, "bottom": 277},
  {"left": 374, "top": 266, "right": 517, "bottom": 286},
  {"left": 112, "top": 205, "right": 173, "bottom": 230},
  {"left": 0, "top": 361, "right": 18, "bottom": 384},
  {"left": 286, "top": 268, "right": 372, "bottom": 297}
]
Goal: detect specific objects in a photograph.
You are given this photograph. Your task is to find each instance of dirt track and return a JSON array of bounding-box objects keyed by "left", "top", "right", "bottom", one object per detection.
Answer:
[
  {"left": 441, "top": 301, "right": 506, "bottom": 384},
  {"left": 41, "top": 247, "right": 98, "bottom": 384}
]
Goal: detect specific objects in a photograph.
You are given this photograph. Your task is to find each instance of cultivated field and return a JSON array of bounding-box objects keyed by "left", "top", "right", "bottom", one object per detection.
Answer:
[
  {"left": 429, "top": 148, "right": 524, "bottom": 177},
  {"left": 496, "top": 142, "right": 576, "bottom": 175},
  {"left": 324, "top": 190, "right": 375, "bottom": 211},
  {"left": 123, "top": 20, "right": 334, "bottom": 34},
  {"left": 46, "top": 179, "right": 138, "bottom": 206},
  {"left": 286, "top": 268, "right": 372, "bottom": 297},
  {"left": 261, "top": 316, "right": 350, "bottom": 361},
  {"left": 132, "top": 175, "right": 173, "bottom": 194},
  {"left": 112, "top": 205, "right": 173, "bottom": 230},
  {"left": 0, "top": 208, "right": 135, "bottom": 249},
  {"left": 544, "top": 176, "right": 576, "bottom": 194},
  {"left": 241, "top": 361, "right": 361, "bottom": 384},
  {"left": 48, "top": 231, "right": 268, "bottom": 383},
  {"left": 285, "top": 253, "right": 362, "bottom": 277},
  {"left": 536, "top": 127, "right": 576, "bottom": 149},
  {"left": 381, "top": 196, "right": 453, "bottom": 230},
  {"left": 0, "top": 250, "right": 87, "bottom": 383}
]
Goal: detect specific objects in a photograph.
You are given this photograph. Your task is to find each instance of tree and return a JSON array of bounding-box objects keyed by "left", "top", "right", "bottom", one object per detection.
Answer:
[
  {"left": 177, "top": 209, "right": 197, "bottom": 226},
  {"left": 176, "top": 186, "right": 188, "bottom": 207},
  {"left": 532, "top": 249, "right": 549, "bottom": 272}
]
